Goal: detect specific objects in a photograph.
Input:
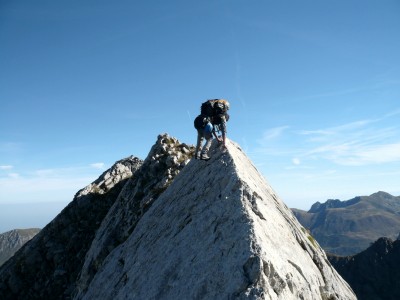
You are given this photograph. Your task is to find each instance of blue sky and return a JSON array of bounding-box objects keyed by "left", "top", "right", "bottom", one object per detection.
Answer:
[{"left": 1, "top": 0, "right": 400, "bottom": 231}]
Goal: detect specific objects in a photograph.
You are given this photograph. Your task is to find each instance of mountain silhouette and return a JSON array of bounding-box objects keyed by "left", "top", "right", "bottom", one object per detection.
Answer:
[
  {"left": 0, "top": 134, "right": 355, "bottom": 300},
  {"left": 0, "top": 229, "right": 40, "bottom": 266},
  {"left": 329, "top": 237, "right": 400, "bottom": 300},
  {"left": 293, "top": 192, "right": 400, "bottom": 255}
]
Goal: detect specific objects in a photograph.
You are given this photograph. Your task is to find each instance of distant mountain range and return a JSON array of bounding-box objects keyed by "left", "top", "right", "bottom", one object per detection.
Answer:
[
  {"left": 292, "top": 191, "right": 400, "bottom": 256},
  {"left": 329, "top": 237, "right": 400, "bottom": 300},
  {"left": 0, "top": 229, "right": 40, "bottom": 266}
]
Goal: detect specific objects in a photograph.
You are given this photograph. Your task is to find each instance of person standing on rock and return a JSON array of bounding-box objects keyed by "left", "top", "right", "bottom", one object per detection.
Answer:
[
  {"left": 193, "top": 116, "right": 215, "bottom": 160},
  {"left": 212, "top": 112, "right": 229, "bottom": 149},
  {"left": 193, "top": 99, "right": 230, "bottom": 160}
]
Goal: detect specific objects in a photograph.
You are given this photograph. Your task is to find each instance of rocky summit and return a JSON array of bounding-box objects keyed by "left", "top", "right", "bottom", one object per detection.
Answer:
[{"left": 0, "top": 134, "right": 355, "bottom": 300}]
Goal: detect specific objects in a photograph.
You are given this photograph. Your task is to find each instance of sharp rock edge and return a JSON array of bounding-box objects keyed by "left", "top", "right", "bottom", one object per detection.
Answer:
[
  {"left": 76, "top": 138, "right": 356, "bottom": 300},
  {"left": 0, "top": 155, "right": 143, "bottom": 299},
  {"left": 74, "top": 134, "right": 195, "bottom": 297}
]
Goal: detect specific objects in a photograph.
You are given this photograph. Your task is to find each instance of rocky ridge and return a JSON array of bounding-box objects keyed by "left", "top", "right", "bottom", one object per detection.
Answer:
[
  {"left": 329, "top": 237, "right": 400, "bottom": 300},
  {"left": 0, "top": 229, "right": 40, "bottom": 266},
  {"left": 75, "top": 135, "right": 194, "bottom": 295},
  {"left": 293, "top": 191, "right": 400, "bottom": 256},
  {"left": 75, "top": 138, "right": 355, "bottom": 300},
  {"left": 0, "top": 155, "right": 143, "bottom": 299},
  {"left": 0, "top": 134, "right": 354, "bottom": 299}
]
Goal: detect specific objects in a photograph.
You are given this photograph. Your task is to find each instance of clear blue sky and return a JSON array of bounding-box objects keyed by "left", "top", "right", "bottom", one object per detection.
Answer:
[{"left": 1, "top": 0, "right": 399, "bottom": 231}]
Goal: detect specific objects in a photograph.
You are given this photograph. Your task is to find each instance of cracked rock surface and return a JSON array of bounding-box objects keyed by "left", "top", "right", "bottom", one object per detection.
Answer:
[
  {"left": 0, "top": 156, "right": 142, "bottom": 300},
  {"left": 77, "top": 139, "right": 356, "bottom": 300},
  {"left": 0, "top": 134, "right": 354, "bottom": 300},
  {"left": 74, "top": 134, "right": 194, "bottom": 296}
]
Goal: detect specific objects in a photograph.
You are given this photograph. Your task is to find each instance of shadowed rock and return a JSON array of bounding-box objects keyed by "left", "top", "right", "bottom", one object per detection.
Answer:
[
  {"left": 76, "top": 140, "right": 355, "bottom": 300},
  {"left": 0, "top": 135, "right": 354, "bottom": 300},
  {"left": 0, "top": 156, "right": 142, "bottom": 300}
]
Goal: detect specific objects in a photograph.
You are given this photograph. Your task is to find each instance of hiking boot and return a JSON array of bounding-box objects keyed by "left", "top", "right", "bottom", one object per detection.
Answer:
[
  {"left": 201, "top": 153, "right": 210, "bottom": 160},
  {"left": 195, "top": 151, "right": 201, "bottom": 159}
]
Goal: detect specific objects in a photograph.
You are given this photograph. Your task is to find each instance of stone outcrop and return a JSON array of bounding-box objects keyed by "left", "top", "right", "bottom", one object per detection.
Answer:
[
  {"left": 0, "top": 134, "right": 354, "bottom": 299},
  {"left": 0, "top": 156, "right": 143, "bottom": 299},
  {"left": 329, "top": 237, "right": 400, "bottom": 300},
  {"left": 0, "top": 229, "right": 40, "bottom": 266},
  {"left": 75, "top": 134, "right": 194, "bottom": 295},
  {"left": 75, "top": 139, "right": 355, "bottom": 300}
]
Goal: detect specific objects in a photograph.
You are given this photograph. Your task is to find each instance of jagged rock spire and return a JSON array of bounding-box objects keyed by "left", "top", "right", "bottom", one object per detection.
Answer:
[
  {"left": 0, "top": 135, "right": 354, "bottom": 300},
  {"left": 75, "top": 134, "right": 195, "bottom": 296},
  {"left": 0, "top": 155, "right": 143, "bottom": 300},
  {"left": 76, "top": 140, "right": 356, "bottom": 300}
]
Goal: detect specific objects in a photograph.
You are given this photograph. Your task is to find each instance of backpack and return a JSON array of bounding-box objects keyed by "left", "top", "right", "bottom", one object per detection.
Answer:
[
  {"left": 213, "top": 112, "right": 229, "bottom": 125},
  {"left": 200, "top": 99, "right": 229, "bottom": 117},
  {"left": 194, "top": 115, "right": 208, "bottom": 130}
]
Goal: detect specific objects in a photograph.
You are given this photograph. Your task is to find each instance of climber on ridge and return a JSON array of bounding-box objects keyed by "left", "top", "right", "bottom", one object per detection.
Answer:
[{"left": 193, "top": 99, "right": 230, "bottom": 160}]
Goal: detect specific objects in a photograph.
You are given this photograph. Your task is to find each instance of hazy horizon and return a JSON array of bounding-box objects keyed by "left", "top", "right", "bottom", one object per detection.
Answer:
[
  {"left": 2, "top": 188, "right": 399, "bottom": 234},
  {"left": 0, "top": 201, "right": 68, "bottom": 233}
]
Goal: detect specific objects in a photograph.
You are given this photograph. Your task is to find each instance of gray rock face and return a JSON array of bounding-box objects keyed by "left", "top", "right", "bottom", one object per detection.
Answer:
[
  {"left": 74, "top": 134, "right": 194, "bottom": 295},
  {"left": 0, "top": 135, "right": 354, "bottom": 300},
  {"left": 76, "top": 140, "right": 355, "bottom": 300},
  {"left": 0, "top": 156, "right": 142, "bottom": 300},
  {"left": 77, "top": 156, "right": 141, "bottom": 197},
  {"left": 0, "top": 229, "right": 40, "bottom": 266}
]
